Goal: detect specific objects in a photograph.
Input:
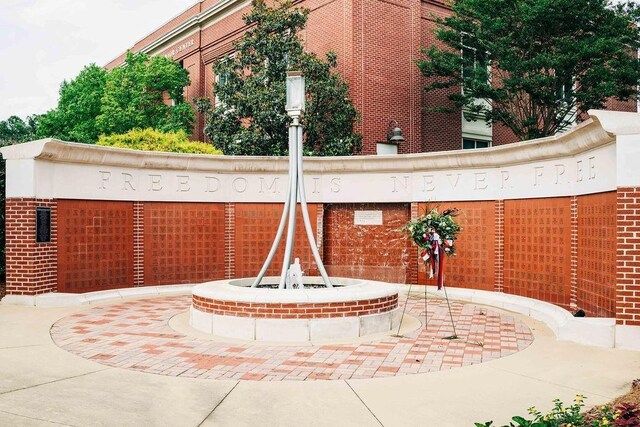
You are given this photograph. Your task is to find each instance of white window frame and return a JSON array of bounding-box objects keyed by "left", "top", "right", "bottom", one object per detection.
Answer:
[
  {"left": 214, "top": 53, "right": 235, "bottom": 108},
  {"left": 462, "top": 137, "right": 491, "bottom": 150},
  {"left": 460, "top": 37, "right": 493, "bottom": 144}
]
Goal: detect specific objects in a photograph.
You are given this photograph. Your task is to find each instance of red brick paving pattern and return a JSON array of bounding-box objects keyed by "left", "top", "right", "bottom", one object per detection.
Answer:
[{"left": 50, "top": 295, "right": 533, "bottom": 381}]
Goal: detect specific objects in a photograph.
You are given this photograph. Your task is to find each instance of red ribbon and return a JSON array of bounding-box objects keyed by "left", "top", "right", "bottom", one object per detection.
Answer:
[
  {"left": 436, "top": 244, "right": 445, "bottom": 290},
  {"left": 431, "top": 241, "right": 449, "bottom": 290}
]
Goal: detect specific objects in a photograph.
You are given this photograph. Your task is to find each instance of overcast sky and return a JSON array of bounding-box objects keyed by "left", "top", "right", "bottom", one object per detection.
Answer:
[{"left": 0, "top": 0, "right": 196, "bottom": 121}]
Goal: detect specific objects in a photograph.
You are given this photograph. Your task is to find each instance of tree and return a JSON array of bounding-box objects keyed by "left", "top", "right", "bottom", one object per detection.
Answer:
[
  {"left": 0, "top": 114, "right": 38, "bottom": 284},
  {"left": 200, "top": 0, "right": 360, "bottom": 156},
  {"left": 37, "top": 64, "right": 106, "bottom": 143},
  {"left": 96, "top": 51, "right": 194, "bottom": 136},
  {"left": 0, "top": 115, "right": 38, "bottom": 145},
  {"left": 417, "top": 0, "right": 640, "bottom": 141}
]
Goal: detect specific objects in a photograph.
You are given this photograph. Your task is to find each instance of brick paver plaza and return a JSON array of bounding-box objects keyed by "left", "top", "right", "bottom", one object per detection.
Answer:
[{"left": 50, "top": 294, "right": 534, "bottom": 381}]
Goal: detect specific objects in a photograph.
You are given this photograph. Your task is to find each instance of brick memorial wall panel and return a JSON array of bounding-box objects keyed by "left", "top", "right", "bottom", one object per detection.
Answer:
[
  {"left": 5, "top": 198, "right": 58, "bottom": 295},
  {"left": 143, "top": 203, "right": 225, "bottom": 285},
  {"left": 504, "top": 198, "right": 572, "bottom": 308},
  {"left": 323, "top": 203, "right": 412, "bottom": 283},
  {"left": 234, "top": 204, "right": 319, "bottom": 278},
  {"left": 577, "top": 192, "right": 617, "bottom": 317},
  {"left": 416, "top": 201, "right": 496, "bottom": 290},
  {"left": 57, "top": 200, "right": 134, "bottom": 293}
]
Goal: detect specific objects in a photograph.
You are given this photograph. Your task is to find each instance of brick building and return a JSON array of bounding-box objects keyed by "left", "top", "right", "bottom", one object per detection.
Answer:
[{"left": 110, "top": 0, "right": 634, "bottom": 155}]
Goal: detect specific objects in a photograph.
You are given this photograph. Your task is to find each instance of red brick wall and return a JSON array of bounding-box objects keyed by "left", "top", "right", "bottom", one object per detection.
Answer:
[
  {"left": 193, "top": 293, "right": 398, "bottom": 318},
  {"left": 234, "top": 203, "right": 320, "bottom": 278},
  {"left": 605, "top": 99, "right": 637, "bottom": 113},
  {"left": 504, "top": 197, "right": 573, "bottom": 308},
  {"left": 132, "top": 4, "right": 201, "bottom": 55},
  {"left": 143, "top": 202, "right": 226, "bottom": 286},
  {"left": 576, "top": 192, "right": 617, "bottom": 317},
  {"left": 617, "top": 188, "right": 640, "bottom": 326},
  {"left": 495, "top": 200, "right": 505, "bottom": 292},
  {"left": 5, "top": 199, "right": 57, "bottom": 295},
  {"left": 133, "top": 202, "right": 144, "bottom": 286},
  {"left": 103, "top": 0, "right": 638, "bottom": 151},
  {"left": 57, "top": 200, "right": 134, "bottom": 293},
  {"left": 2, "top": 192, "right": 635, "bottom": 325},
  {"left": 416, "top": 201, "right": 496, "bottom": 290},
  {"left": 323, "top": 203, "right": 412, "bottom": 283},
  {"left": 420, "top": 13, "right": 462, "bottom": 152},
  {"left": 305, "top": 0, "right": 347, "bottom": 75}
]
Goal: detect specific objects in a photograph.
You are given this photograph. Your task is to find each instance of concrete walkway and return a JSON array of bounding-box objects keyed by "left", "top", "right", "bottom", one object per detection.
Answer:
[{"left": 0, "top": 293, "right": 638, "bottom": 427}]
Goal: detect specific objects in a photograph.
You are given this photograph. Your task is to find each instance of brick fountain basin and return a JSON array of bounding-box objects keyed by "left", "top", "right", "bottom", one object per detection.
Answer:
[{"left": 190, "top": 277, "right": 401, "bottom": 342}]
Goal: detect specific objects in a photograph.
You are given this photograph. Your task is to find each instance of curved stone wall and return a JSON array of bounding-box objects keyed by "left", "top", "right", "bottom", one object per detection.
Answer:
[{"left": 2, "top": 110, "right": 640, "bottom": 349}]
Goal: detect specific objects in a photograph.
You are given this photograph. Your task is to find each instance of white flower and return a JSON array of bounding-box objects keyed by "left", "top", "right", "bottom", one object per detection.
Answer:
[
  {"left": 426, "top": 215, "right": 432, "bottom": 219},
  {"left": 440, "top": 222, "right": 445, "bottom": 227}
]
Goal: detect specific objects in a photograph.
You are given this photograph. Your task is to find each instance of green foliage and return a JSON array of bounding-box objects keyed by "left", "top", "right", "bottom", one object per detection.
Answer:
[
  {"left": 0, "top": 115, "right": 38, "bottom": 144},
  {"left": 36, "top": 54, "right": 195, "bottom": 144},
  {"left": 36, "top": 64, "right": 106, "bottom": 143},
  {"left": 418, "top": 0, "right": 640, "bottom": 140},
  {"left": 0, "top": 138, "right": 21, "bottom": 285},
  {"left": 402, "top": 207, "right": 462, "bottom": 256},
  {"left": 200, "top": 0, "right": 361, "bottom": 156},
  {"left": 96, "top": 128, "right": 222, "bottom": 155},
  {"left": 475, "top": 395, "right": 637, "bottom": 427},
  {"left": 97, "top": 52, "right": 194, "bottom": 136}
]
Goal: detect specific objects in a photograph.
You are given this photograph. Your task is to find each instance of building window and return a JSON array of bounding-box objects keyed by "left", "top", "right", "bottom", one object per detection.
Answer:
[
  {"left": 555, "top": 75, "right": 574, "bottom": 104},
  {"left": 462, "top": 138, "right": 491, "bottom": 149},
  {"left": 461, "top": 45, "right": 489, "bottom": 85},
  {"left": 214, "top": 54, "right": 234, "bottom": 108},
  {"left": 461, "top": 38, "right": 493, "bottom": 144}
]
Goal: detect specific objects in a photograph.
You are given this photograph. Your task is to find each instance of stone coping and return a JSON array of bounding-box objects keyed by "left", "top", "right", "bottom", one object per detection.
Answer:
[
  {"left": 0, "top": 113, "right": 615, "bottom": 173},
  {"left": 3, "top": 281, "right": 638, "bottom": 350},
  {"left": 192, "top": 277, "right": 400, "bottom": 304},
  {"left": 400, "top": 285, "right": 622, "bottom": 349}
]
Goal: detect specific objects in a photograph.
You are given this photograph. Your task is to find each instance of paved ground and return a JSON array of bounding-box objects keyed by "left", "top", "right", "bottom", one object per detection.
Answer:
[
  {"left": 50, "top": 295, "right": 533, "bottom": 381},
  {"left": 1, "top": 290, "right": 639, "bottom": 426}
]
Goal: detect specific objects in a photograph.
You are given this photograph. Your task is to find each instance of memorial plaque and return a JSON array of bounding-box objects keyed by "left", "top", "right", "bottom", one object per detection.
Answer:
[
  {"left": 354, "top": 210, "right": 383, "bottom": 225},
  {"left": 36, "top": 207, "right": 51, "bottom": 243}
]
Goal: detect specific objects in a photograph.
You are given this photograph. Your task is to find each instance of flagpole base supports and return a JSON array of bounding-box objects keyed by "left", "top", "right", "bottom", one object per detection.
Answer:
[{"left": 442, "top": 335, "right": 460, "bottom": 340}]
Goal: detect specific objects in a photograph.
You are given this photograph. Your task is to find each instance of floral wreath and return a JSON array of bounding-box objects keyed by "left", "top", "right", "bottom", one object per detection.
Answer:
[{"left": 402, "top": 207, "right": 462, "bottom": 288}]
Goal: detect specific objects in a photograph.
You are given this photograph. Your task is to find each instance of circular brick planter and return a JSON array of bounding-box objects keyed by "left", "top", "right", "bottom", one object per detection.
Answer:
[{"left": 190, "top": 277, "right": 400, "bottom": 342}]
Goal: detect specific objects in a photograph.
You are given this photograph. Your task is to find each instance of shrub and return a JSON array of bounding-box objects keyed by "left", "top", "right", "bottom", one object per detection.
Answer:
[
  {"left": 96, "top": 128, "right": 222, "bottom": 155},
  {"left": 476, "top": 396, "right": 638, "bottom": 427}
]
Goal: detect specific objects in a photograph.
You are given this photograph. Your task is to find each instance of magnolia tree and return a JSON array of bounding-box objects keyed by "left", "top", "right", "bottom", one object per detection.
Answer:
[
  {"left": 418, "top": 0, "right": 640, "bottom": 140},
  {"left": 198, "top": 0, "right": 361, "bottom": 156}
]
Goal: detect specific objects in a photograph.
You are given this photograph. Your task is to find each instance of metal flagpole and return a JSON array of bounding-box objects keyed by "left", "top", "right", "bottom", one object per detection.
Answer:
[
  {"left": 295, "top": 125, "right": 332, "bottom": 287},
  {"left": 252, "top": 71, "right": 333, "bottom": 289},
  {"left": 278, "top": 122, "right": 299, "bottom": 289},
  {"left": 252, "top": 128, "right": 294, "bottom": 288}
]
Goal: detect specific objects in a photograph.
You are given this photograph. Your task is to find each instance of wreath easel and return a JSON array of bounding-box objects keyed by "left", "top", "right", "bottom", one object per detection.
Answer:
[{"left": 399, "top": 207, "right": 462, "bottom": 339}]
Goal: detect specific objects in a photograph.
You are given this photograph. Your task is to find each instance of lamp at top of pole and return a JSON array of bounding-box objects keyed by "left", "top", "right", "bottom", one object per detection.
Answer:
[{"left": 286, "top": 71, "right": 305, "bottom": 121}]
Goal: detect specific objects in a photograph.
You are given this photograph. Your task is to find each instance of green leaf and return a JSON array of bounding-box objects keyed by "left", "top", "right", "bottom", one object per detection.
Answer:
[
  {"left": 510, "top": 416, "right": 531, "bottom": 426},
  {"left": 203, "top": 0, "right": 360, "bottom": 156},
  {"left": 419, "top": 0, "right": 640, "bottom": 140}
]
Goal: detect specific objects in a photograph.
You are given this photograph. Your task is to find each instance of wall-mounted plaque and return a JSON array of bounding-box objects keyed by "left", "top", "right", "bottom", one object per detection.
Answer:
[
  {"left": 354, "top": 210, "right": 383, "bottom": 225},
  {"left": 36, "top": 207, "right": 51, "bottom": 243}
]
